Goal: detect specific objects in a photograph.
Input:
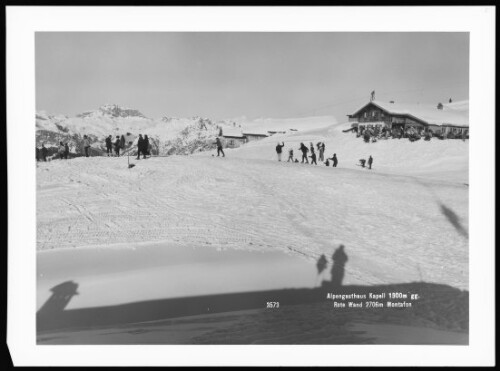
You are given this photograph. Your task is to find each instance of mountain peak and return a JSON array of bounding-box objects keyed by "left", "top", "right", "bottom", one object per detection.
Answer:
[
  {"left": 76, "top": 104, "right": 146, "bottom": 119},
  {"left": 98, "top": 104, "right": 146, "bottom": 118}
]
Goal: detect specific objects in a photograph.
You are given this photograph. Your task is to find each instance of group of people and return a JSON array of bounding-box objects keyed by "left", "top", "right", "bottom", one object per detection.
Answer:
[
  {"left": 136, "top": 134, "right": 151, "bottom": 159},
  {"left": 104, "top": 134, "right": 151, "bottom": 158},
  {"left": 105, "top": 135, "right": 123, "bottom": 157},
  {"left": 359, "top": 155, "right": 374, "bottom": 169},
  {"left": 351, "top": 124, "right": 467, "bottom": 143},
  {"left": 275, "top": 141, "right": 339, "bottom": 167},
  {"left": 36, "top": 133, "right": 153, "bottom": 161},
  {"left": 36, "top": 142, "right": 70, "bottom": 161}
]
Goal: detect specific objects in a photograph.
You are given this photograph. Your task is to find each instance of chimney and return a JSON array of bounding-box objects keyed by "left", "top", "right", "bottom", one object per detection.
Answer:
[{"left": 437, "top": 102, "right": 443, "bottom": 110}]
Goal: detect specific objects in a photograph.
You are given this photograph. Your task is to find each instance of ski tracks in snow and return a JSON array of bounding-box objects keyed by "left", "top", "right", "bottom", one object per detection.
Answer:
[{"left": 37, "top": 156, "right": 468, "bottom": 289}]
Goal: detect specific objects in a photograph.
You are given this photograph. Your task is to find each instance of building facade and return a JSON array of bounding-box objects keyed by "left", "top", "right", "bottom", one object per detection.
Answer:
[{"left": 347, "top": 101, "right": 469, "bottom": 135}]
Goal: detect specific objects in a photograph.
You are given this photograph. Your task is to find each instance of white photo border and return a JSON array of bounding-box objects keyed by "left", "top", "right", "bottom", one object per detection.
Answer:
[{"left": 6, "top": 5, "right": 495, "bottom": 367}]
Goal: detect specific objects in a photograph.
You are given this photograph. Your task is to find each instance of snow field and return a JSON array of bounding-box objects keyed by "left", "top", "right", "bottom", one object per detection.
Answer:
[{"left": 37, "top": 152, "right": 468, "bottom": 290}]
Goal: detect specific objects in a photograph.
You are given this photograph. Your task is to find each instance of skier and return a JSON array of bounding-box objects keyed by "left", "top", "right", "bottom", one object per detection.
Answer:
[
  {"left": 359, "top": 158, "right": 366, "bottom": 168},
  {"left": 368, "top": 155, "right": 373, "bottom": 170},
  {"left": 105, "top": 135, "right": 113, "bottom": 156},
  {"left": 41, "top": 144, "right": 47, "bottom": 161},
  {"left": 215, "top": 137, "right": 225, "bottom": 157},
  {"left": 309, "top": 142, "right": 315, "bottom": 155},
  {"left": 114, "top": 136, "right": 121, "bottom": 157},
  {"left": 137, "top": 134, "right": 146, "bottom": 159},
  {"left": 299, "top": 143, "right": 309, "bottom": 163},
  {"left": 309, "top": 151, "right": 317, "bottom": 165},
  {"left": 82, "top": 135, "right": 90, "bottom": 157},
  {"left": 58, "top": 141, "right": 65, "bottom": 159},
  {"left": 64, "top": 143, "right": 70, "bottom": 159},
  {"left": 287, "top": 148, "right": 294, "bottom": 162}
]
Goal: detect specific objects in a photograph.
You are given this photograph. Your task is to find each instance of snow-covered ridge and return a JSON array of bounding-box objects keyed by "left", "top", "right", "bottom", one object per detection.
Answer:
[{"left": 76, "top": 104, "right": 146, "bottom": 119}]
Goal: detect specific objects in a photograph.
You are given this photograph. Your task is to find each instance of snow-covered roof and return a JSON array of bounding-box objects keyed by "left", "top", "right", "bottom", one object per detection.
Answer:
[
  {"left": 350, "top": 100, "right": 469, "bottom": 127},
  {"left": 242, "top": 132, "right": 268, "bottom": 137},
  {"left": 222, "top": 128, "right": 245, "bottom": 138}
]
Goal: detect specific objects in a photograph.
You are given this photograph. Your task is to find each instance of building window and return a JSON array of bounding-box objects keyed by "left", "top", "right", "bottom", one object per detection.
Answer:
[
  {"left": 229, "top": 140, "right": 234, "bottom": 146},
  {"left": 364, "top": 112, "right": 367, "bottom": 118}
]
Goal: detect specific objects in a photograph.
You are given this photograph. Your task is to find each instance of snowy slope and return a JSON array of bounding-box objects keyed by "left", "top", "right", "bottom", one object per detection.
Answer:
[
  {"left": 204, "top": 121, "right": 469, "bottom": 183},
  {"left": 37, "top": 152, "right": 468, "bottom": 290}
]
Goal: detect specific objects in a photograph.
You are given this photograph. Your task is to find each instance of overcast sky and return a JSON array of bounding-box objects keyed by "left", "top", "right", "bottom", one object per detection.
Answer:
[{"left": 36, "top": 32, "right": 469, "bottom": 121}]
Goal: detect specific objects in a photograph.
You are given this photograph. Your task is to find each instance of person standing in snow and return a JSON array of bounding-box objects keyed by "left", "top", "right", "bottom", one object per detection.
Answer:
[
  {"left": 105, "top": 135, "right": 113, "bottom": 156},
  {"left": 82, "top": 135, "right": 90, "bottom": 157},
  {"left": 319, "top": 142, "right": 325, "bottom": 162},
  {"left": 287, "top": 148, "right": 294, "bottom": 162},
  {"left": 144, "top": 135, "right": 150, "bottom": 157},
  {"left": 330, "top": 153, "right": 338, "bottom": 167},
  {"left": 36, "top": 147, "right": 40, "bottom": 162},
  {"left": 137, "top": 134, "right": 145, "bottom": 160},
  {"left": 299, "top": 143, "right": 309, "bottom": 163},
  {"left": 64, "top": 143, "right": 70, "bottom": 159},
  {"left": 368, "top": 155, "right": 373, "bottom": 170},
  {"left": 41, "top": 144, "right": 48, "bottom": 161},
  {"left": 215, "top": 137, "right": 225, "bottom": 157},
  {"left": 114, "top": 136, "right": 121, "bottom": 157},
  {"left": 275, "top": 142, "right": 285, "bottom": 161}
]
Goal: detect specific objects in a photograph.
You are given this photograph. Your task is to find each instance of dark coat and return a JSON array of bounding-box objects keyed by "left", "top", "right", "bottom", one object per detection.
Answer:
[
  {"left": 137, "top": 137, "right": 145, "bottom": 150},
  {"left": 275, "top": 143, "right": 285, "bottom": 153}
]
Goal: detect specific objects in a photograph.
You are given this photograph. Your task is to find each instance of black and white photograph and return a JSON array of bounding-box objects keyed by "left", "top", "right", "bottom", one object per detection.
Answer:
[{"left": 6, "top": 5, "right": 495, "bottom": 367}]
